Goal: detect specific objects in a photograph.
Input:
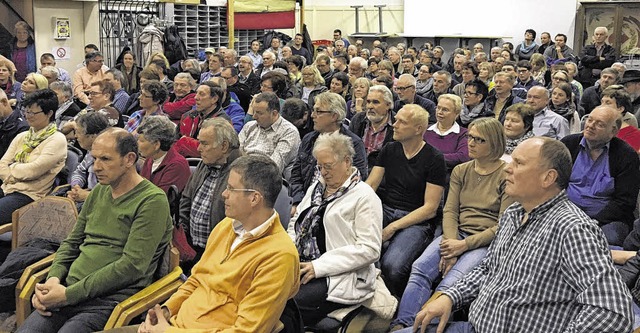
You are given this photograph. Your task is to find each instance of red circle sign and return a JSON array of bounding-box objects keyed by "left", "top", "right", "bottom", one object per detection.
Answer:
[{"left": 56, "top": 48, "right": 66, "bottom": 58}]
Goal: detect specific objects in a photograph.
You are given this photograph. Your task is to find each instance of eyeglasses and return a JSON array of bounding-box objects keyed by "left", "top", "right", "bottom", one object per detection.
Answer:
[
  {"left": 463, "top": 91, "right": 479, "bottom": 96},
  {"left": 88, "top": 91, "right": 104, "bottom": 97},
  {"left": 24, "top": 111, "right": 44, "bottom": 116},
  {"left": 394, "top": 85, "right": 414, "bottom": 92},
  {"left": 315, "top": 160, "right": 339, "bottom": 173},
  {"left": 312, "top": 109, "right": 333, "bottom": 115},
  {"left": 467, "top": 134, "right": 487, "bottom": 144},
  {"left": 225, "top": 185, "right": 258, "bottom": 193},
  {"left": 260, "top": 83, "right": 273, "bottom": 89}
]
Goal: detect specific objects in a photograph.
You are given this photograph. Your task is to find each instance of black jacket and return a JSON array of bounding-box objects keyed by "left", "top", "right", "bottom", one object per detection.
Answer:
[
  {"left": 0, "top": 109, "right": 28, "bottom": 158},
  {"left": 289, "top": 125, "right": 368, "bottom": 204}
]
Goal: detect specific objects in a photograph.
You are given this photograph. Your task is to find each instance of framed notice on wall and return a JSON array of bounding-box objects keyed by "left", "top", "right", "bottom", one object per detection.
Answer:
[{"left": 55, "top": 17, "right": 70, "bottom": 39}]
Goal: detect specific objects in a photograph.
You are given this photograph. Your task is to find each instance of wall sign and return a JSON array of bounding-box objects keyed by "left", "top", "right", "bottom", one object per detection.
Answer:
[{"left": 55, "top": 17, "right": 71, "bottom": 39}]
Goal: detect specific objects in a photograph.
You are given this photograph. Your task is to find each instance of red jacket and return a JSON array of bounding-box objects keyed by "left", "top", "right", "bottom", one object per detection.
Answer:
[
  {"left": 164, "top": 92, "right": 196, "bottom": 124},
  {"left": 140, "top": 146, "right": 190, "bottom": 194},
  {"left": 175, "top": 108, "right": 232, "bottom": 157}
]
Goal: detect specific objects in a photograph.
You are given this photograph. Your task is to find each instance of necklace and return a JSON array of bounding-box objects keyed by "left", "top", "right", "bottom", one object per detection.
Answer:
[{"left": 404, "top": 142, "right": 425, "bottom": 160}]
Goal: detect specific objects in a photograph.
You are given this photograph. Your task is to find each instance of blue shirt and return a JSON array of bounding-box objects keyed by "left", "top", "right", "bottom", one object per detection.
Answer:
[{"left": 567, "top": 137, "right": 614, "bottom": 219}]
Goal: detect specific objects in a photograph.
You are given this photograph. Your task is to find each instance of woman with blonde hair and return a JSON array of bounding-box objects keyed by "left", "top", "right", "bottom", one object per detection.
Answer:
[
  {"left": 0, "top": 58, "right": 21, "bottom": 106},
  {"left": 530, "top": 53, "right": 547, "bottom": 85},
  {"left": 346, "top": 77, "right": 371, "bottom": 119},
  {"left": 295, "top": 65, "right": 327, "bottom": 110},
  {"left": 15, "top": 73, "right": 48, "bottom": 114},
  {"left": 477, "top": 62, "right": 495, "bottom": 91}
]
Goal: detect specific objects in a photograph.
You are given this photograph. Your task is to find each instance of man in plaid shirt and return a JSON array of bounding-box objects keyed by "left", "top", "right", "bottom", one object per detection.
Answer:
[{"left": 407, "top": 137, "right": 632, "bottom": 333}]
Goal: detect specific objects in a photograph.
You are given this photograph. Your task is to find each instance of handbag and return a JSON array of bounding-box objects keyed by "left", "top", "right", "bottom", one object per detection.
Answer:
[{"left": 173, "top": 223, "right": 196, "bottom": 262}]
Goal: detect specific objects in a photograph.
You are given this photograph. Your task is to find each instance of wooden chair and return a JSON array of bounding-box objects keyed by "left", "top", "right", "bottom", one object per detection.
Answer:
[
  {"left": 17, "top": 243, "right": 183, "bottom": 329},
  {"left": 1, "top": 196, "right": 79, "bottom": 326}
]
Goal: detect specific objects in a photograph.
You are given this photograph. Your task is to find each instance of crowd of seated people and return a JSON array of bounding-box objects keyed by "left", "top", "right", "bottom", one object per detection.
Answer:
[{"left": 0, "top": 20, "right": 640, "bottom": 333}]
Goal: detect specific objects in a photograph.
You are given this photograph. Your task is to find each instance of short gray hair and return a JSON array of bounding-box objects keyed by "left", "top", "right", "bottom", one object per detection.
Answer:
[
  {"left": 106, "top": 68, "right": 126, "bottom": 87},
  {"left": 50, "top": 81, "right": 73, "bottom": 99},
  {"left": 349, "top": 56, "right": 367, "bottom": 70},
  {"left": 368, "top": 85, "right": 393, "bottom": 109},
  {"left": 314, "top": 92, "right": 346, "bottom": 123},
  {"left": 201, "top": 117, "right": 239, "bottom": 149},
  {"left": 41, "top": 66, "right": 58, "bottom": 80},
  {"left": 313, "top": 132, "right": 355, "bottom": 165},
  {"left": 174, "top": 72, "right": 197, "bottom": 88},
  {"left": 137, "top": 116, "right": 177, "bottom": 151}
]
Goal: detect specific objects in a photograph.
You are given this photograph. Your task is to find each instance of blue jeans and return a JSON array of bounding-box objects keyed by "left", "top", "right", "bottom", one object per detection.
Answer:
[
  {"left": 392, "top": 234, "right": 488, "bottom": 328},
  {"left": 0, "top": 191, "right": 33, "bottom": 223},
  {"left": 380, "top": 204, "right": 437, "bottom": 296},
  {"left": 634, "top": 302, "right": 640, "bottom": 331},
  {"left": 17, "top": 297, "right": 118, "bottom": 333},
  {"left": 397, "top": 322, "right": 475, "bottom": 333}
]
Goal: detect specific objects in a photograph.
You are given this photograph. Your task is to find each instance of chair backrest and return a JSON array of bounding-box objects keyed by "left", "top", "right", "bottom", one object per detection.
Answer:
[
  {"left": 55, "top": 145, "right": 83, "bottom": 188},
  {"left": 274, "top": 181, "right": 292, "bottom": 229},
  {"left": 11, "top": 196, "right": 78, "bottom": 249},
  {"left": 186, "top": 157, "right": 201, "bottom": 174}
]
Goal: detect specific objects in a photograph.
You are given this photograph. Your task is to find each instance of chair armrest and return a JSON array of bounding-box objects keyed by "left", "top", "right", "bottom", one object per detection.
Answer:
[
  {"left": 16, "top": 266, "right": 51, "bottom": 327},
  {"left": 16, "top": 254, "right": 55, "bottom": 299},
  {"left": 103, "top": 266, "right": 183, "bottom": 329},
  {"left": 0, "top": 222, "right": 11, "bottom": 235}
]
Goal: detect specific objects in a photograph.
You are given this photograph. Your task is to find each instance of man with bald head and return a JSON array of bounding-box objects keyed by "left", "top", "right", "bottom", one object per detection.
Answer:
[
  {"left": 562, "top": 105, "right": 640, "bottom": 246},
  {"left": 408, "top": 137, "right": 632, "bottom": 333},
  {"left": 527, "top": 85, "right": 569, "bottom": 140},
  {"left": 393, "top": 74, "right": 436, "bottom": 125}
]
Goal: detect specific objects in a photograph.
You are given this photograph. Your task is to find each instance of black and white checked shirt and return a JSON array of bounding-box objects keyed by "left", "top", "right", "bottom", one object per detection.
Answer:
[{"left": 444, "top": 191, "right": 633, "bottom": 332}]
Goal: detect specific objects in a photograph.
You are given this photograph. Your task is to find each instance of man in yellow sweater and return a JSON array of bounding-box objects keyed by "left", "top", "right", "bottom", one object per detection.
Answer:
[{"left": 131, "top": 155, "right": 300, "bottom": 333}]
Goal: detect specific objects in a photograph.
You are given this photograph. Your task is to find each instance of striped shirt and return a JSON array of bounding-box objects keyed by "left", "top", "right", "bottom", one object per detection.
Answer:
[{"left": 444, "top": 191, "right": 632, "bottom": 332}]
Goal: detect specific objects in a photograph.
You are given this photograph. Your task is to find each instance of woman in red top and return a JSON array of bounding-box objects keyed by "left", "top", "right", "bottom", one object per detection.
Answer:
[{"left": 137, "top": 115, "right": 190, "bottom": 193}]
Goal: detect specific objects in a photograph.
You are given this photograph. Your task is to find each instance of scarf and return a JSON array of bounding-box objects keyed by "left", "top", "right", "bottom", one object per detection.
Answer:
[
  {"left": 520, "top": 41, "right": 539, "bottom": 53},
  {"left": 506, "top": 130, "right": 534, "bottom": 154},
  {"left": 549, "top": 101, "right": 575, "bottom": 122},
  {"left": 294, "top": 169, "right": 360, "bottom": 261},
  {"left": 459, "top": 103, "right": 486, "bottom": 126},
  {"left": 416, "top": 78, "right": 433, "bottom": 96},
  {"left": 15, "top": 123, "right": 57, "bottom": 163}
]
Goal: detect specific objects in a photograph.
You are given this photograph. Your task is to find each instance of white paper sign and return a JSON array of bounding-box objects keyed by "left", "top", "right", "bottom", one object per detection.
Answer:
[{"left": 52, "top": 47, "right": 71, "bottom": 60}]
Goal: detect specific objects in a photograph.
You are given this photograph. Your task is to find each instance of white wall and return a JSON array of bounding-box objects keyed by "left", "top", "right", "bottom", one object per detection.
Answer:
[{"left": 33, "top": 0, "right": 99, "bottom": 75}]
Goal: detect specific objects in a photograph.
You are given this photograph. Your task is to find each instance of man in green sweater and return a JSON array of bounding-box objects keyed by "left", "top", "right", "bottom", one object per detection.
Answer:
[{"left": 18, "top": 128, "right": 172, "bottom": 333}]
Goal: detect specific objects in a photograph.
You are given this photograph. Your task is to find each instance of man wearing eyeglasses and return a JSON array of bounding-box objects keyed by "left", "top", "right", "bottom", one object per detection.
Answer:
[
  {"left": 393, "top": 74, "right": 436, "bottom": 125},
  {"left": 561, "top": 105, "right": 640, "bottom": 247},
  {"left": 514, "top": 60, "right": 542, "bottom": 92},
  {"left": 72, "top": 52, "right": 106, "bottom": 106},
  {"left": 103, "top": 155, "right": 300, "bottom": 333}
]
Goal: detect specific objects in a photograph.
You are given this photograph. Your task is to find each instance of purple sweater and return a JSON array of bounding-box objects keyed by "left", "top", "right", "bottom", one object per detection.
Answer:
[{"left": 424, "top": 124, "right": 470, "bottom": 171}]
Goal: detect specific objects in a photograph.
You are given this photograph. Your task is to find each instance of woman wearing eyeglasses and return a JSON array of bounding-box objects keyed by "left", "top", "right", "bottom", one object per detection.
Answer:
[
  {"left": 288, "top": 132, "right": 383, "bottom": 327},
  {"left": 295, "top": 65, "right": 327, "bottom": 110},
  {"left": 0, "top": 89, "right": 67, "bottom": 228},
  {"left": 125, "top": 80, "right": 168, "bottom": 135},
  {"left": 390, "top": 117, "right": 513, "bottom": 331}
]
